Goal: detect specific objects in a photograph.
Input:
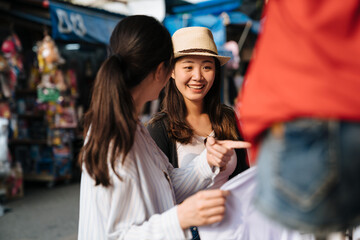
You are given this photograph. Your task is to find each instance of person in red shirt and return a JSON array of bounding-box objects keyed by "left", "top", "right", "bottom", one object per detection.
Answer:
[{"left": 237, "top": 0, "right": 360, "bottom": 237}]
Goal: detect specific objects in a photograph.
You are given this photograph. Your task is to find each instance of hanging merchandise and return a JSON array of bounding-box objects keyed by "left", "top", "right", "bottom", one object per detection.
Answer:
[
  {"left": 0, "top": 55, "right": 8, "bottom": 72},
  {"left": 54, "top": 98, "right": 77, "bottom": 129},
  {"left": 66, "top": 69, "right": 78, "bottom": 97},
  {"left": 224, "top": 40, "right": 240, "bottom": 70},
  {"left": 36, "top": 34, "right": 65, "bottom": 102},
  {"left": 28, "top": 66, "right": 41, "bottom": 90},
  {"left": 1, "top": 32, "right": 24, "bottom": 97},
  {"left": 37, "top": 86, "right": 60, "bottom": 102},
  {"left": 0, "top": 46, "right": 12, "bottom": 185},
  {"left": 1, "top": 106, "right": 23, "bottom": 200},
  {"left": 54, "top": 69, "right": 67, "bottom": 91},
  {"left": 0, "top": 55, "right": 9, "bottom": 101},
  {"left": 37, "top": 35, "right": 64, "bottom": 75},
  {"left": 0, "top": 102, "right": 11, "bottom": 121}
]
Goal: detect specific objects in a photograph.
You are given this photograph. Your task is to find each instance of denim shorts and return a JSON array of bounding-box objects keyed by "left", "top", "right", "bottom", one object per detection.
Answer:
[{"left": 253, "top": 119, "right": 360, "bottom": 234}]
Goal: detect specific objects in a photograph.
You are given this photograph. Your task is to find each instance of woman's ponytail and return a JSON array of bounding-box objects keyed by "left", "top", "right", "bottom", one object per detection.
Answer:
[{"left": 79, "top": 55, "right": 137, "bottom": 186}]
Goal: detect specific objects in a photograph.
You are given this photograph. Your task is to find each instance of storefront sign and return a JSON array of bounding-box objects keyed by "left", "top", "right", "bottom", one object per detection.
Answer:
[{"left": 49, "top": 1, "right": 124, "bottom": 44}]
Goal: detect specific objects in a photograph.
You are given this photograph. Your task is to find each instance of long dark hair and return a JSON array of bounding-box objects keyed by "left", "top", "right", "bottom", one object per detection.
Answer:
[
  {"left": 79, "top": 15, "right": 173, "bottom": 187},
  {"left": 151, "top": 57, "right": 239, "bottom": 143}
]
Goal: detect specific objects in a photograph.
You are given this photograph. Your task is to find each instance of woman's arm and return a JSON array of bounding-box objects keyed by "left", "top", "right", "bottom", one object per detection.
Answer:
[
  {"left": 102, "top": 172, "right": 188, "bottom": 240},
  {"left": 168, "top": 149, "right": 218, "bottom": 203},
  {"left": 167, "top": 136, "right": 250, "bottom": 203}
]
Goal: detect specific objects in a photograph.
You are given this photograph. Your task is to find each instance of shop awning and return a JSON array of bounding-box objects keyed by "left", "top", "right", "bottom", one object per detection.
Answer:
[
  {"left": 0, "top": 0, "right": 51, "bottom": 27},
  {"left": 164, "top": 14, "right": 226, "bottom": 46},
  {"left": 61, "top": 0, "right": 166, "bottom": 22},
  {"left": 163, "top": 11, "right": 259, "bottom": 48},
  {"left": 48, "top": 0, "right": 259, "bottom": 45},
  {"left": 226, "top": 12, "right": 261, "bottom": 34},
  {"left": 166, "top": 0, "right": 242, "bottom": 15},
  {"left": 49, "top": 0, "right": 125, "bottom": 44}
]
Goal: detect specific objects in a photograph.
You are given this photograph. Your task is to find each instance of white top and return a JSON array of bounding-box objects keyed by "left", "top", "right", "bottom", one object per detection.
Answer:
[
  {"left": 78, "top": 123, "right": 218, "bottom": 240},
  {"left": 177, "top": 131, "right": 237, "bottom": 189}
]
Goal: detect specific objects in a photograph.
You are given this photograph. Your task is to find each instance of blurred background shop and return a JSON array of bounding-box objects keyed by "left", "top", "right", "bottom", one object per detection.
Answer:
[{"left": 0, "top": 0, "right": 263, "bottom": 239}]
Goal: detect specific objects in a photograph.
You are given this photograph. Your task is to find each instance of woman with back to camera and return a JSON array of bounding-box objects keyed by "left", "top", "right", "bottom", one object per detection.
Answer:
[{"left": 77, "top": 15, "right": 250, "bottom": 240}]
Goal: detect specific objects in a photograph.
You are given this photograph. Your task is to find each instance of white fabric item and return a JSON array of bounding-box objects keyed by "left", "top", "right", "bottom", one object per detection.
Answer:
[
  {"left": 176, "top": 131, "right": 237, "bottom": 189},
  {"left": 78, "top": 123, "right": 218, "bottom": 240},
  {"left": 353, "top": 226, "right": 360, "bottom": 240},
  {"left": 198, "top": 167, "right": 315, "bottom": 240},
  {"left": 0, "top": 118, "right": 10, "bottom": 177}
]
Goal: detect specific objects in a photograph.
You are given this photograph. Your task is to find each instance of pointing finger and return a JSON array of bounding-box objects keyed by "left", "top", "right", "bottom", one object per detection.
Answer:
[{"left": 221, "top": 140, "right": 251, "bottom": 149}]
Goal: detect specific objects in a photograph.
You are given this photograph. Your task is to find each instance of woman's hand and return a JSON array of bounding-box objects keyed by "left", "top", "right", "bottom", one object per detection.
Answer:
[
  {"left": 205, "top": 136, "right": 251, "bottom": 170},
  {"left": 177, "top": 189, "right": 230, "bottom": 229}
]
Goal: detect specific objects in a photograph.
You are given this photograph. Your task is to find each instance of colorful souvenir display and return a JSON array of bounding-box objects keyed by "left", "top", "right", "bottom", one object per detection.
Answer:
[{"left": 1, "top": 29, "right": 80, "bottom": 190}]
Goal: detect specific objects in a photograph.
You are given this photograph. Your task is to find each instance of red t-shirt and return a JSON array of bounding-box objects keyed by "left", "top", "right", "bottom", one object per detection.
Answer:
[{"left": 237, "top": 0, "right": 360, "bottom": 164}]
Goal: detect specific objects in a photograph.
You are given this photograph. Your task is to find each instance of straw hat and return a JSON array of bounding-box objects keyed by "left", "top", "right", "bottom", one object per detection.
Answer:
[{"left": 172, "top": 27, "right": 231, "bottom": 66}]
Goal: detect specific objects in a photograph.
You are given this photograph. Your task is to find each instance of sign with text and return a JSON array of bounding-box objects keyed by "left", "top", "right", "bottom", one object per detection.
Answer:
[{"left": 49, "top": 1, "right": 124, "bottom": 44}]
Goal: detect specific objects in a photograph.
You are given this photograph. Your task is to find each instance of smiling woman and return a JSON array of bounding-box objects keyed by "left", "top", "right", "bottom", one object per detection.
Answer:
[
  {"left": 148, "top": 26, "right": 248, "bottom": 179},
  {"left": 147, "top": 26, "right": 249, "bottom": 240},
  {"left": 173, "top": 55, "right": 215, "bottom": 104}
]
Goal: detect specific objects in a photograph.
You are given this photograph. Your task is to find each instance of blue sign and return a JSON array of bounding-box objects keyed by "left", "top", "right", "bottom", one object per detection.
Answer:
[
  {"left": 168, "top": 0, "right": 242, "bottom": 16},
  {"left": 49, "top": 1, "right": 124, "bottom": 44}
]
